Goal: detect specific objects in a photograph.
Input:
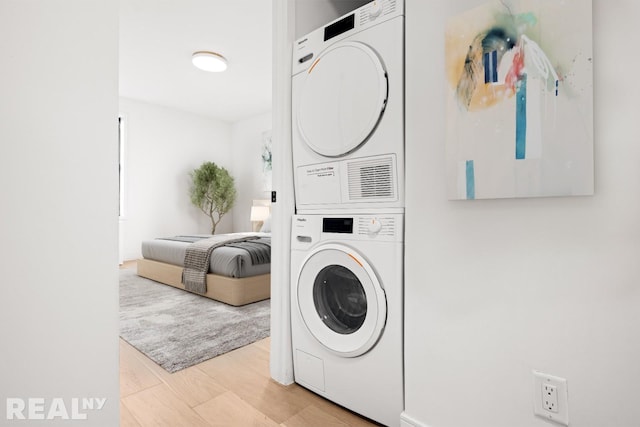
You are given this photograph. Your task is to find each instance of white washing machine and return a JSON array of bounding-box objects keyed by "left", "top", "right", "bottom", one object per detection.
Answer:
[
  {"left": 292, "top": 0, "right": 404, "bottom": 213},
  {"left": 290, "top": 213, "right": 403, "bottom": 426}
]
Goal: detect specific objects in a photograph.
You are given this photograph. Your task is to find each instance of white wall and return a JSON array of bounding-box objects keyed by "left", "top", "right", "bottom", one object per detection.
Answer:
[
  {"left": 271, "top": 0, "right": 297, "bottom": 386},
  {"left": 403, "top": 1, "right": 640, "bottom": 426},
  {"left": 0, "top": 0, "right": 119, "bottom": 425},
  {"left": 119, "top": 98, "right": 234, "bottom": 260},
  {"left": 231, "top": 112, "right": 273, "bottom": 232}
]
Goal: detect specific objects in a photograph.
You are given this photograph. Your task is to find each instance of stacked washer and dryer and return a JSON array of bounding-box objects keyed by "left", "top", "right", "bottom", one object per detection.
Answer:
[{"left": 290, "top": 1, "right": 405, "bottom": 426}]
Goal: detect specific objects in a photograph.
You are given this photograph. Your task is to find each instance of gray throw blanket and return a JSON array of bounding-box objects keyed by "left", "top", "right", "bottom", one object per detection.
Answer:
[
  {"left": 224, "top": 238, "right": 271, "bottom": 265},
  {"left": 182, "top": 235, "right": 260, "bottom": 294}
]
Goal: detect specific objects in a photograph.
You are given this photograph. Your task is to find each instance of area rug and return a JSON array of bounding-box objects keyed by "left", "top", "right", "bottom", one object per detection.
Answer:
[{"left": 119, "top": 268, "right": 270, "bottom": 373}]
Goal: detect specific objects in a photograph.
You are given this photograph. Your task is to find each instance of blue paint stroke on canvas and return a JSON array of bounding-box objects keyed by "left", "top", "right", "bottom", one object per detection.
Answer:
[
  {"left": 466, "top": 160, "right": 476, "bottom": 200},
  {"left": 516, "top": 74, "right": 527, "bottom": 160}
]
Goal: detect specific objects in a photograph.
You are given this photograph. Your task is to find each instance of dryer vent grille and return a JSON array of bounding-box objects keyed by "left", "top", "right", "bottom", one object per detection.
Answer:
[{"left": 347, "top": 157, "right": 396, "bottom": 201}]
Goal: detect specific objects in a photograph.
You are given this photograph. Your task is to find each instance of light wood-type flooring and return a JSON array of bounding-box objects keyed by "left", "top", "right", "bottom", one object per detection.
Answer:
[{"left": 119, "top": 261, "right": 379, "bottom": 426}]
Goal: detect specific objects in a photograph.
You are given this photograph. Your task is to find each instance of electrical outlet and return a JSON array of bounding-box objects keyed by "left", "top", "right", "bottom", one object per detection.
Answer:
[
  {"left": 533, "top": 371, "right": 569, "bottom": 426},
  {"left": 542, "top": 383, "right": 558, "bottom": 412}
]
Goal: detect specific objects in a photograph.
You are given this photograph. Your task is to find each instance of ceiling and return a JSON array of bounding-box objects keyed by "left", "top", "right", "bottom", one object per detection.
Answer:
[{"left": 119, "top": 0, "right": 273, "bottom": 123}]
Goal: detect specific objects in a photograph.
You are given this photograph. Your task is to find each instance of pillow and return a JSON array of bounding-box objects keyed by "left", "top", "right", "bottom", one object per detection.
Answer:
[{"left": 260, "top": 214, "right": 272, "bottom": 233}]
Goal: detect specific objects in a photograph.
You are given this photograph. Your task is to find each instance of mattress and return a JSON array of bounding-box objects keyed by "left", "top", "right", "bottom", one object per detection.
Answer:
[{"left": 141, "top": 232, "right": 271, "bottom": 278}]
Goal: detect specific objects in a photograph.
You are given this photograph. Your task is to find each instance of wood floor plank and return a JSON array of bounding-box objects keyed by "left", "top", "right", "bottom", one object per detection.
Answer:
[
  {"left": 119, "top": 341, "right": 162, "bottom": 397},
  {"left": 122, "top": 340, "right": 167, "bottom": 377},
  {"left": 255, "top": 336, "right": 271, "bottom": 352},
  {"left": 305, "top": 398, "right": 381, "bottom": 427},
  {"left": 156, "top": 366, "right": 228, "bottom": 408},
  {"left": 287, "top": 385, "right": 380, "bottom": 427},
  {"left": 289, "top": 384, "right": 380, "bottom": 427},
  {"left": 198, "top": 354, "right": 311, "bottom": 423},
  {"left": 194, "top": 391, "right": 280, "bottom": 427},
  {"left": 219, "top": 339, "right": 271, "bottom": 379},
  {"left": 120, "top": 401, "right": 142, "bottom": 427},
  {"left": 281, "top": 404, "right": 351, "bottom": 427},
  {"left": 122, "top": 339, "right": 228, "bottom": 408},
  {"left": 122, "top": 383, "right": 211, "bottom": 427}
]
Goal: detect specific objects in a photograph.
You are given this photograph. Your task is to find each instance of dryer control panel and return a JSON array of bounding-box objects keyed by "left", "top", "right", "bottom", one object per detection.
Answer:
[
  {"left": 292, "top": 0, "right": 403, "bottom": 76},
  {"left": 292, "top": 214, "right": 403, "bottom": 250}
]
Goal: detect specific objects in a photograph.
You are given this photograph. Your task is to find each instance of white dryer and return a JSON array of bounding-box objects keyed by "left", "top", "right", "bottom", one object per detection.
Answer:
[
  {"left": 292, "top": 0, "right": 404, "bottom": 213},
  {"left": 291, "top": 213, "right": 403, "bottom": 427}
]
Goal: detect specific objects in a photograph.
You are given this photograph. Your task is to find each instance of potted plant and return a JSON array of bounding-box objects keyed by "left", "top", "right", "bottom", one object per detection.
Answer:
[{"left": 189, "top": 161, "right": 237, "bottom": 234}]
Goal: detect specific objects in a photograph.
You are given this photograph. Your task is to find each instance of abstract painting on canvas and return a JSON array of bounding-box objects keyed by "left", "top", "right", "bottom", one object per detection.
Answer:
[{"left": 445, "top": 0, "right": 593, "bottom": 200}]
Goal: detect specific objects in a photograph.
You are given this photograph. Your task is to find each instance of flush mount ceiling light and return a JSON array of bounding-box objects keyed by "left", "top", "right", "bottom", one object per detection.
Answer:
[{"left": 192, "top": 51, "right": 228, "bottom": 72}]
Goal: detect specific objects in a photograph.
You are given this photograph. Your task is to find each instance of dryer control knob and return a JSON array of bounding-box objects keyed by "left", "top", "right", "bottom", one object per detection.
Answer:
[
  {"left": 369, "top": 1, "right": 383, "bottom": 19},
  {"left": 367, "top": 218, "right": 383, "bottom": 235}
]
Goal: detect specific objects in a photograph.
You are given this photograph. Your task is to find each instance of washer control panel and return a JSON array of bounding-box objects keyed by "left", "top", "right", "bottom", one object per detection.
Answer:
[
  {"left": 292, "top": 214, "right": 403, "bottom": 249},
  {"left": 355, "top": 216, "right": 399, "bottom": 238}
]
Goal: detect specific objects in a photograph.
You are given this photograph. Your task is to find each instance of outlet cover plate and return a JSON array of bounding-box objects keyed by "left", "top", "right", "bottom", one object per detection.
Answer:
[{"left": 533, "top": 371, "right": 569, "bottom": 426}]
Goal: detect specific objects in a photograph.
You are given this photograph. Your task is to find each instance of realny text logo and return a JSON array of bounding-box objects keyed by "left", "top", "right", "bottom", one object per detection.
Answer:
[{"left": 6, "top": 397, "right": 106, "bottom": 420}]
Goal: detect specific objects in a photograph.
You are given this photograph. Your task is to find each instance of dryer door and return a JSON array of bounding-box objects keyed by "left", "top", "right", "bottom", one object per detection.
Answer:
[
  {"left": 296, "top": 243, "right": 387, "bottom": 357},
  {"left": 296, "top": 41, "right": 388, "bottom": 158}
]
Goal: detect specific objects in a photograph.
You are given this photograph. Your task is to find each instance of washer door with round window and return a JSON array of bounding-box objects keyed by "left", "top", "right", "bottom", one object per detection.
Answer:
[{"left": 296, "top": 244, "right": 387, "bottom": 358}]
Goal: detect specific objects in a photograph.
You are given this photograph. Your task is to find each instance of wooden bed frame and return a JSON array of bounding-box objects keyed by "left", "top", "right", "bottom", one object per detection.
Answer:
[{"left": 137, "top": 258, "right": 270, "bottom": 306}]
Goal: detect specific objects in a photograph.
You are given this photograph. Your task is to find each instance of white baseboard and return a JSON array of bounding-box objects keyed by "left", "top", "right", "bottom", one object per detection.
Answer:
[{"left": 401, "top": 412, "right": 431, "bottom": 427}]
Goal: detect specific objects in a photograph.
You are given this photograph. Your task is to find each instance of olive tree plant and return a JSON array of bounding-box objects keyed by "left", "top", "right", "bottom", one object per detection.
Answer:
[{"left": 189, "top": 161, "right": 237, "bottom": 234}]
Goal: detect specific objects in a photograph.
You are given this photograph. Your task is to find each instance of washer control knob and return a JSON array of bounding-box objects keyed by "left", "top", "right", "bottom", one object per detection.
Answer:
[
  {"left": 369, "top": 1, "right": 383, "bottom": 19},
  {"left": 367, "top": 218, "right": 383, "bottom": 235}
]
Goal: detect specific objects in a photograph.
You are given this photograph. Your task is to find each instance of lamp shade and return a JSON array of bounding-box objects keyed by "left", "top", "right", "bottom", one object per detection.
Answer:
[
  {"left": 250, "top": 205, "right": 270, "bottom": 222},
  {"left": 192, "top": 51, "right": 228, "bottom": 72}
]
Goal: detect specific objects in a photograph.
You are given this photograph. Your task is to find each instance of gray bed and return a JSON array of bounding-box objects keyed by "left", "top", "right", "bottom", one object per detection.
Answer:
[
  {"left": 141, "top": 232, "right": 271, "bottom": 278},
  {"left": 137, "top": 232, "right": 271, "bottom": 306}
]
